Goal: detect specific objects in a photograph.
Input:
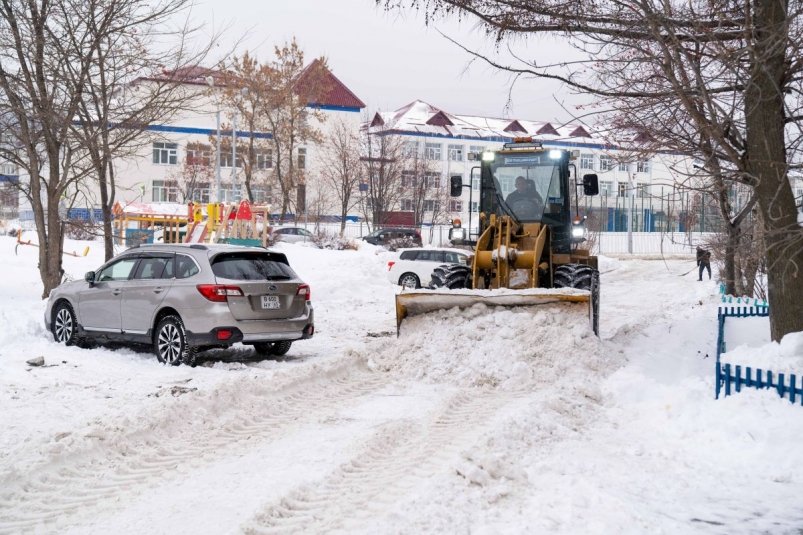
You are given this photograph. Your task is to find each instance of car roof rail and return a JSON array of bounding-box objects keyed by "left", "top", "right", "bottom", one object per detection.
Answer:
[{"left": 189, "top": 244, "right": 208, "bottom": 250}]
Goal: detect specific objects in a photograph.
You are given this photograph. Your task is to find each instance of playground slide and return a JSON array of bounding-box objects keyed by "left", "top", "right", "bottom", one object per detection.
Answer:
[{"left": 185, "top": 222, "right": 207, "bottom": 243}]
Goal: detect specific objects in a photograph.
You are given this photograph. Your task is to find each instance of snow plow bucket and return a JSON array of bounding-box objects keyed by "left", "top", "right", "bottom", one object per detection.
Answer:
[{"left": 395, "top": 288, "right": 592, "bottom": 335}]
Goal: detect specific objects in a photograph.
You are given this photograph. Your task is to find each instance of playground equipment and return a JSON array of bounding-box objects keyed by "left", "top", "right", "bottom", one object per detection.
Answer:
[
  {"left": 112, "top": 201, "right": 188, "bottom": 246},
  {"left": 15, "top": 231, "right": 90, "bottom": 257},
  {"left": 112, "top": 200, "right": 273, "bottom": 247}
]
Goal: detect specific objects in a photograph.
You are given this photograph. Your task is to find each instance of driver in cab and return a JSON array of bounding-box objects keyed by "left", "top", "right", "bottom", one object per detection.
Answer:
[{"left": 506, "top": 175, "right": 543, "bottom": 217}]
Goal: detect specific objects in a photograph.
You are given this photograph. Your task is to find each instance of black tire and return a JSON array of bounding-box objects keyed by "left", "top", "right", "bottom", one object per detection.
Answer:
[
  {"left": 52, "top": 302, "right": 79, "bottom": 346},
  {"left": 553, "top": 263, "right": 600, "bottom": 336},
  {"left": 398, "top": 272, "right": 420, "bottom": 289},
  {"left": 253, "top": 341, "right": 292, "bottom": 357},
  {"left": 430, "top": 263, "right": 471, "bottom": 289},
  {"left": 153, "top": 315, "right": 195, "bottom": 366}
]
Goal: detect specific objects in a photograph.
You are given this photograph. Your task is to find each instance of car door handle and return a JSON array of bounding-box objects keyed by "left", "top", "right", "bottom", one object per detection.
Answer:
[
  {"left": 112, "top": 289, "right": 122, "bottom": 296},
  {"left": 153, "top": 287, "right": 164, "bottom": 294}
]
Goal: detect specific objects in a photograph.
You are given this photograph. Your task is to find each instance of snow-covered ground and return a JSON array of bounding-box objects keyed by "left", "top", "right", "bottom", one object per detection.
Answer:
[{"left": 1, "top": 235, "right": 801, "bottom": 534}]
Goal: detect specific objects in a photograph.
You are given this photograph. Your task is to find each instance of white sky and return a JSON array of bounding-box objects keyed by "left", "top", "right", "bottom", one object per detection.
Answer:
[{"left": 192, "top": 0, "right": 589, "bottom": 123}]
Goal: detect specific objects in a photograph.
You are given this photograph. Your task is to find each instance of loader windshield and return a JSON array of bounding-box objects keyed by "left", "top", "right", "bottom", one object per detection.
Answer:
[{"left": 488, "top": 153, "right": 564, "bottom": 222}]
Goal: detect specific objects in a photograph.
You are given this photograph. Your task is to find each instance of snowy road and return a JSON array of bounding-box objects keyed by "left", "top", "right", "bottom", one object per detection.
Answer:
[{"left": 1, "top": 238, "right": 802, "bottom": 534}]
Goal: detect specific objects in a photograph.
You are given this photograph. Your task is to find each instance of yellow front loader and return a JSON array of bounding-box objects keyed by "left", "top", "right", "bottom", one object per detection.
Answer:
[{"left": 395, "top": 140, "right": 601, "bottom": 335}]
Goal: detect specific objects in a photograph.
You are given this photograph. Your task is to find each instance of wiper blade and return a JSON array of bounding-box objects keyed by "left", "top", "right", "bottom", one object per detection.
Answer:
[{"left": 264, "top": 275, "right": 292, "bottom": 280}]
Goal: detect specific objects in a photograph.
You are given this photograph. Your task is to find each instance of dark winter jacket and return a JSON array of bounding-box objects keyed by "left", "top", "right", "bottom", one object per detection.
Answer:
[{"left": 696, "top": 248, "right": 711, "bottom": 266}]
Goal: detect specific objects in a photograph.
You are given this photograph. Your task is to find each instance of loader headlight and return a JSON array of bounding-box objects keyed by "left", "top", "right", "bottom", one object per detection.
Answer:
[
  {"left": 571, "top": 217, "right": 587, "bottom": 241},
  {"left": 481, "top": 151, "right": 495, "bottom": 162},
  {"left": 549, "top": 149, "right": 563, "bottom": 160}
]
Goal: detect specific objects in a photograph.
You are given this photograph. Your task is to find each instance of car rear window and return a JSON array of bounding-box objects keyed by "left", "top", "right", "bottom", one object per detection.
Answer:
[
  {"left": 211, "top": 252, "right": 297, "bottom": 281},
  {"left": 399, "top": 250, "right": 418, "bottom": 260}
]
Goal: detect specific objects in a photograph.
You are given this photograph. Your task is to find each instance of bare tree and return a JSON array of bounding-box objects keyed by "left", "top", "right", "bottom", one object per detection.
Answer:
[
  {"left": 317, "top": 118, "right": 363, "bottom": 234},
  {"left": 0, "top": 0, "right": 105, "bottom": 296},
  {"left": 258, "top": 40, "right": 329, "bottom": 220},
  {"left": 69, "top": 0, "right": 221, "bottom": 261},
  {"left": 170, "top": 142, "right": 214, "bottom": 203},
  {"left": 379, "top": 0, "right": 803, "bottom": 341},
  {"left": 361, "top": 123, "right": 408, "bottom": 228}
]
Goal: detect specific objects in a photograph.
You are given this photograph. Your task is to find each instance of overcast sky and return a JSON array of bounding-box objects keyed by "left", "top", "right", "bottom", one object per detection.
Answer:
[{"left": 193, "top": 0, "right": 589, "bottom": 124}]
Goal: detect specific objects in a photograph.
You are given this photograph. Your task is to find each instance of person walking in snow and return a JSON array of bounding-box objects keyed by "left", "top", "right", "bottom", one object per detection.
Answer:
[{"left": 696, "top": 246, "right": 711, "bottom": 281}]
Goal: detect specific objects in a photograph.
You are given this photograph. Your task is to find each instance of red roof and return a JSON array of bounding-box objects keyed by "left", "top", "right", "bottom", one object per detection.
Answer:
[
  {"left": 138, "top": 60, "right": 365, "bottom": 110},
  {"left": 296, "top": 59, "right": 365, "bottom": 110}
]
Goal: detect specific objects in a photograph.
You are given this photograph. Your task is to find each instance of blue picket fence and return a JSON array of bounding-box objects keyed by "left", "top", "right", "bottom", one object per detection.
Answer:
[{"left": 714, "top": 301, "right": 802, "bottom": 405}]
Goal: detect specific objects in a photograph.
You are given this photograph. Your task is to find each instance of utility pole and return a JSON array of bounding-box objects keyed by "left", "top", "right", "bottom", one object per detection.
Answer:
[{"left": 628, "top": 163, "right": 635, "bottom": 254}]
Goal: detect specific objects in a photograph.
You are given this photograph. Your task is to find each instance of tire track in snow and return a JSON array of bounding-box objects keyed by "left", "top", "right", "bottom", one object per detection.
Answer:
[
  {"left": 241, "top": 387, "right": 523, "bottom": 534},
  {"left": 0, "top": 362, "right": 389, "bottom": 534}
]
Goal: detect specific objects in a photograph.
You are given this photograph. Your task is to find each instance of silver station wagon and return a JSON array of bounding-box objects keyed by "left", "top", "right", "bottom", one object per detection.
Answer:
[{"left": 44, "top": 243, "right": 314, "bottom": 366}]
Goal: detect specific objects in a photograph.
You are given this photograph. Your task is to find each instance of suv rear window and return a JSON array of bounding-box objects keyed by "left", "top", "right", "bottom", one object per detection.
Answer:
[
  {"left": 399, "top": 250, "right": 418, "bottom": 260},
  {"left": 212, "top": 252, "right": 297, "bottom": 281}
]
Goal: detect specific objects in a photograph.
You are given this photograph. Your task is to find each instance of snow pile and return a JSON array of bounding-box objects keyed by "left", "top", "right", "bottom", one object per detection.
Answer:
[
  {"left": 363, "top": 302, "right": 613, "bottom": 390},
  {"left": 722, "top": 330, "right": 803, "bottom": 375}
]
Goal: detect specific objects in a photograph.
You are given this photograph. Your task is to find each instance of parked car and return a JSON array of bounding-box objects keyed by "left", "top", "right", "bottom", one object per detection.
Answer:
[
  {"left": 272, "top": 226, "right": 314, "bottom": 244},
  {"left": 362, "top": 227, "right": 422, "bottom": 247},
  {"left": 44, "top": 243, "right": 314, "bottom": 366},
  {"left": 386, "top": 247, "right": 471, "bottom": 288}
]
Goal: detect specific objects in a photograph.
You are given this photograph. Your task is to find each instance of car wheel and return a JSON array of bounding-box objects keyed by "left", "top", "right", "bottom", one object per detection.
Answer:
[
  {"left": 154, "top": 315, "right": 195, "bottom": 366},
  {"left": 398, "top": 273, "right": 420, "bottom": 289},
  {"left": 253, "top": 341, "right": 292, "bottom": 357},
  {"left": 52, "top": 302, "right": 80, "bottom": 346}
]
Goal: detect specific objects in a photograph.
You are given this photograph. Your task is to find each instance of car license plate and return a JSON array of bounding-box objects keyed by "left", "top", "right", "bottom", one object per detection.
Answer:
[{"left": 261, "top": 295, "right": 280, "bottom": 309}]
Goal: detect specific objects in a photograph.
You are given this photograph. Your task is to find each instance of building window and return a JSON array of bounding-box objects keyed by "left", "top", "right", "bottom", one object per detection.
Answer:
[
  {"left": 153, "top": 142, "right": 178, "bottom": 165},
  {"left": 637, "top": 182, "right": 649, "bottom": 198},
  {"left": 401, "top": 171, "right": 415, "bottom": 188},
  {"left": 403, "top": 141, "right": 418, "bottom": 157},
  {"left": 599, "top": 155, "right": 614, "bottom": 172},
  {"left": 470, "top": 201, "right": 479, "bottom": 212},
  {"left": 423, "top": 199, "right": 439, "bottom": 212},
  {"left": 580, "top": 153, "right": 594, "bottom": 170},
  {"left": 187, "top": 182, "right": 211, "bottom": 203},
  {"left": 185, "top": 143, "right": 211, "bottom": 166},
  {"left": 637, "top": 160, "right": 650, "bottom": 173},
  {"left": 220, "top": 152, "right": 242, "bottom": 168},
  {"left": 424, "top": 142, "right": 442, "bottom": 161},
  {"left": 255, "top": 149, "right": 272, "bottom": 169},
  {"left": 0, "top": 162, "right": 16, "bottom": 175},
  {"left": 617, "top": 182, "right": 627, "bottom": 197},
  {"left": 448, "top": 144, "right": 464, "bottom": 161},
  {"left": 152, "top": 179, "right": 179, "bottom": 202},
  {"left": 619, "top": 161, "right": 629, "bottom": 172},
  {"left": 449, "top": 199, "right": 463, "bottom": 212},
  {"left": 424, "top": 172, "right": 440, "bottom": 189},
  {"left": 298, "top": 148, "right": 307, "bottom": 170},
  {"left": 401, "top": 199, "right": 413, "bottom": 211},
  {"left": 469, "top": 145, "right": 485, "bottom": 160},
  {"left": 600, "top": 181, "right": 613, "bottom": 197}
]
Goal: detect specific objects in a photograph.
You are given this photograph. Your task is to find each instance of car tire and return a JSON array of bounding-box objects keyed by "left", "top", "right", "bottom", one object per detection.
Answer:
[
  {"left": 52, "top": 302, "right": 80, "bottom": 346},
  {"left": 253, "top": 341, "right": 292, "bottom": 357},
  {"left": 398, "top": 273, "right": 420, "bottom": 289},
  {"left": 154, "top": 315, "right": 196, "bottom": 366}
]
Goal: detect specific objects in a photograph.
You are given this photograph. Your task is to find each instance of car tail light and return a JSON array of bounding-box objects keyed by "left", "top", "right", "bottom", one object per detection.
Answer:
[
  {"left": 196, "top": 284, "right": 244, "bottom": 302},
  {"left": 216, "top": 329, "right": 232, "bottom": 340},
  {"left": 296, "top": 283, "right": 311, "bottom": 301},
  {"left": 387, "top": 261, "right": 395, "bottom": 271}
]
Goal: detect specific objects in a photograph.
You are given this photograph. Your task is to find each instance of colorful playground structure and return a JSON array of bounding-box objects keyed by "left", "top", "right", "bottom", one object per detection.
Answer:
[{"left": 112, "top": 200, "right": 273, "bottom": 247}]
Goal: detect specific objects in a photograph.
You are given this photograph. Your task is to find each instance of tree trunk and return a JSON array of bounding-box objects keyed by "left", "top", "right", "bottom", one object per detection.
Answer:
[{"left": 744, "top": 0, "right": 803, "bottom": 341}]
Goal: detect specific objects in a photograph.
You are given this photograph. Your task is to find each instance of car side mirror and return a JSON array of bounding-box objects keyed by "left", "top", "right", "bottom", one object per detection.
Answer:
[
  {"left": 85, "top": 271, "right": 96, "bottom": 286},
  {"left": 450, "top": 175, "right": 463, "bottom": 197},
  {"left": 582, "top": 174, "right": 599, "bottom": 196}
]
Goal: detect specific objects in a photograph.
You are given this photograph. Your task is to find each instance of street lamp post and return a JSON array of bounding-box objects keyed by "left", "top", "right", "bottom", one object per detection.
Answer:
[{"left": 206, "top": 76, "right": 222, "bottom": 203}]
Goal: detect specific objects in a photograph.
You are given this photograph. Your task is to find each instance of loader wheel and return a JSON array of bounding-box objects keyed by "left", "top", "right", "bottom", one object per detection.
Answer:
[
  {"left": 554, "top": 263, "right": 600, "bottom": 336},
  {"left": 430, "top": 263, "right": 471, "bottom": 289}
]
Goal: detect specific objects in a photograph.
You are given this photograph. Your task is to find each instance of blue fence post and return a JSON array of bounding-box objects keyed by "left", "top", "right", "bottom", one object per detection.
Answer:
[
  {"left": 724, "top": 364, "right": 732, "bottom": 396},
  {"left": 715, "top": 363, "right": 722, "bottom": 399},
  {"left": 791, "top": 374, "right": 797, "bottom": 404},
  {"left": 735, "top": 365, "right": 742, "bottom": 392},
  {"left": 745, "top": 367, "right": 752, "bottom": 387},
  {"left": 778, "top": 373, "right": 786, "bottom": 400}
]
